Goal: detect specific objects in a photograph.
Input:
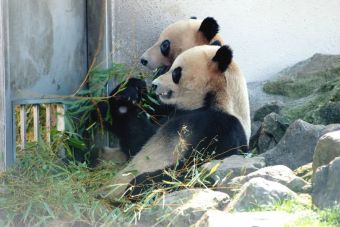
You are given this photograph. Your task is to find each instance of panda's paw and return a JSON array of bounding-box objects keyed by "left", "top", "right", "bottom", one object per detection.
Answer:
[
  {"left": 96, "top": 181, "right": 130, "bottom": 201},
  {"left": 110, "top": 78, "right": 147, "bottom": 107},
  {"left": 96, "top": 173, "right": 135, "bottom": 201},
  {"left": 98, "top": 146, "right": 128, "bottom": 164}
]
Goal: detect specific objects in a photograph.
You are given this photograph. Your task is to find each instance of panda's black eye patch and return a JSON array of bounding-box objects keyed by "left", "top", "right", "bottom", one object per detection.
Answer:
[
  {"left": 172, "top": 67, "right": 182, "bottom": 84},
  {"left": 160, "top": 40, "right": 171, "bottom": 56}
]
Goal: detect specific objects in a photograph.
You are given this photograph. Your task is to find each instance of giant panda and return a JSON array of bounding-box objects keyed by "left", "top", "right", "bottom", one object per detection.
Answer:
[
  {"left": 141, "top": 17, "right": 251, "bottom": 142},
  {"left": 96, "top": 17, "right": 225, "bottom": 163},
  {"left": 99, "top": 45, "right": 248, "bottom": 200}
]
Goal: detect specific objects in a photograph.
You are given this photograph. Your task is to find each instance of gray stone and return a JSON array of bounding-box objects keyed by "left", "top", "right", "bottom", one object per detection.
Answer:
[
  {"left": 261, "top": 120, "right": 325, "bottom": 170},
  {"left": 195, "top": 210, "right": 308, "bottom": 227},
  {"left": 312, "top": 157, "right": 340, "bottom": 208},
  {"left": 227, "top": 165, "right": 310, "bottom": 195},
  {"left": 201, "top": 155, "right": 266, "bottom": 186},
  {"left": 251, "top": 120, "right": 262, "bottom": 138},
  {"left": 139, "top": 189, "right": 230, "bottom": 226},
  {"left": 313, "top": 131, "right": 340, "bottom": 173},
  {"left": 321, "top": 124, "right": 340, "bottom": 135},
  {"left": 226, "top": 178, "right": 297, "bottom": 211},
  {"left": 251, "top": 113, "right": 290, "bottom": 154},
  {"left": 256, "top": 132, "right": 277, "bottom": 154},
  {"left": 262, "top": 113, "right": 290, "bottom": 142},
  {"left": 318, "top": 102, "right": 340, "bottom": 125},
  {"left": 253, "top": 102, "right": 282, "bottom": 122}
]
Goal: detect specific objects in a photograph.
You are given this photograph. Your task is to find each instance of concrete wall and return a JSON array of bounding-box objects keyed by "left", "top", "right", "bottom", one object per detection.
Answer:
[
  {"left": 112, "top": 0, "right": 340, "bottom": 81},
  {"left": 8, "top": 0, "right": 88, "bottom": 98},
  {"left": 1, "top": 0, "right": 91, "bottom": 169}
]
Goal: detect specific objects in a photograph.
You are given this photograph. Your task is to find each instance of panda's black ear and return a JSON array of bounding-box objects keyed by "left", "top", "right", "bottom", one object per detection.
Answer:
[
  {"left": 199, "top": 17, "right": 219, "bottom": 42},
  {"left": 212, "top": 45, "right": 233, "bottom": 72}
]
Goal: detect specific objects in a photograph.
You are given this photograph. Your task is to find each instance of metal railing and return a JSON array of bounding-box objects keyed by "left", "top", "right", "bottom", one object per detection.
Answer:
[{"left": 12, "top": 98, "right": 67, "bottom": 156}]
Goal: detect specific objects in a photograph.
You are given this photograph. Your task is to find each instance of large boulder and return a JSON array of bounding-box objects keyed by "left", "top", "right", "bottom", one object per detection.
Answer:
[
  {"left": 195, "top": 210, "right": 307, "bottom": 227},
  {"left": 261, "top": 54, "right": 340, "bottom": 124},
  {"left": 138, "top": 189, "right": 230, "bottom": 226},
  {"left": 261, "top": 120, "right": 325, "bottom": 170},
  {"left": 226, "top": 178, "right": 297, "bottom": 212},
  {"left": 201, "top": 155, "right": 265, "bottom": 186},
  {"left": 226, "top": 165, "right": 310, "bottom": 195},
  {"left": 313, "top": 131, "right": 340, "bottom": 173},
  {"left": 312, "top": 157, "right": 340, "bottom": 209},
  {"left": 263, "top": 53, "right": 340, "bottom": 98}
]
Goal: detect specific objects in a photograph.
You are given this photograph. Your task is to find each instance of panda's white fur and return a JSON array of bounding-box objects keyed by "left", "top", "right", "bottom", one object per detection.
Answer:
[{"left": 99, "top": 45, "right": 248, "bottom": 200}]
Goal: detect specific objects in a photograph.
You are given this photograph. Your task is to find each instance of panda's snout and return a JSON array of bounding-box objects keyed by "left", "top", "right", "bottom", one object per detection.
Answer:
[
  {"left": 140, "top": 58, "right": 148, "bottom": 66},
  {"left": 152, "top": 79, "right": 173, "bottom": 100},
  {"left": 151, "top": 79, "right": 159, "bottom": 91}
]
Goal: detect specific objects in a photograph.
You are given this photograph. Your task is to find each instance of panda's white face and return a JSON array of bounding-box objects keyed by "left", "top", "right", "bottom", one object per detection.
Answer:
[
  {"left": 152, "top": 45, "right": 227, "bottom": 110},
  {"left": 141, "top": 17, "right": 223, "bottom": 71}
]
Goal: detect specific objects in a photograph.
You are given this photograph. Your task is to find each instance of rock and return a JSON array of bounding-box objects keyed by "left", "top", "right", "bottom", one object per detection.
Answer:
[
  {"left": 256, "top": 132, "right": 277, "bottom": 154},
  {"left": 195, "top": 210, "right": 307, "bottom": 227},
  {"left": 263, "top": 53, "right": 340, "bottom": 98},
  {"left": 262, "top": 113, "right": 290, "bottom": 142},
  {"left": 250, "top": 126, "right": 275, "bottom": 155},
  {"left": 261, "top": 119, "right": 325, "bottom": 170},
  {"left": 321, "top": 124, "right": 340, "bottom": 135},
  {"left": 227, "top": 165, "right": 310, "bottom": 195},
  {"left": 313, "top": 131, "right": 340, "bottom": 173},
  {"left": 201, "top": 155, "right": 266, "bottom": 186},
  {"left": 251, "top": 120, "right": 262, "bottom": 138},
  {"left": 250, "top": 113, "right": 289, "bottom": 154},
  {"left": 253, "top": 102, "right": 282, "bottom": 122},
  {"left": 226, "top": 178, "right": 297, "bottom": 211},
  {"left": 138, "top": 189, "right": 230, "bottom": 226},
  {"left": 294, "top": 163, "right": 313, "bottom": 182},
  {"left": 260, "top": 54, "right": 340, "bottom": 124},
  {"left": 312, "top": 157, "right": 340, "bottom": 208},
  {"left": 318, "top": 102, "right": 340, "bottom": 125}
]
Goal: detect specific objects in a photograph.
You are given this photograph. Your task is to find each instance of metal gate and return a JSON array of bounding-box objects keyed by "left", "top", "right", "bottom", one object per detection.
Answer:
[{"left": 0, "top": 0, "right": 113, "bottom": 170}]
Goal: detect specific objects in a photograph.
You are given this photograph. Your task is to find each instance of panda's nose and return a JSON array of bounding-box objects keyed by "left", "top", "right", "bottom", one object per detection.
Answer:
[
  {"left": 140, "top": 58, "right": 148, "bottom": 66},
  {"left": 151, "top": 84, "right": 157, "bottom": 91}
]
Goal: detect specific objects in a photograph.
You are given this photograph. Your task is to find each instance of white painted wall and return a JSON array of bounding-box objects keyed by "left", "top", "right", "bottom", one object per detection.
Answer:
[{"left": 112, "top": 0, "right": 340, "bottom": 81}]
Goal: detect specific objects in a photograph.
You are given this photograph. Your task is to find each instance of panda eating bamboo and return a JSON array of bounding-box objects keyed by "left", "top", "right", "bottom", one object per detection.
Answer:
[{"left": 99, "top": 44, "right": 249, "bottom": 200}]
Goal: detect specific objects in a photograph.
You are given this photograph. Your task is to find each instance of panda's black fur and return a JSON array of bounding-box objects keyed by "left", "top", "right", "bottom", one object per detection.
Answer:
[
  {"left": 129, "top": 107, "right": 247, "bottom": 197},
  {"left": 97, "top": 78, "right": 174, "bottom": 159},
  {"left": 96, "top": 78, "right": 156, "bottom": 159}
]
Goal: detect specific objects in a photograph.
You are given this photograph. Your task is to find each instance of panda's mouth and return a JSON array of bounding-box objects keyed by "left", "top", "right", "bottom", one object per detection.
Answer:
[{"left": 157, "top": 90, "right": 173, "bottom": 100}]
